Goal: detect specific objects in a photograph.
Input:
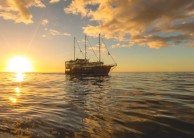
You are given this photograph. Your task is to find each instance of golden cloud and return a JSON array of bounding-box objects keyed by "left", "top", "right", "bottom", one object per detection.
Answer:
[
  {"left": 65, "top": 0, "right": 194, "bottom": 48},
  {"left": 0, "top": 0, "right": 45, "bottom": 24},
  {"left": 49, "top": 0, "right": 60, "bottom": 4},
  {"left": 41, "top": 19, "right": 49, "bottom": 26},
  {"left": 47, "top": 29, "right": 71, "bottom": 37}
]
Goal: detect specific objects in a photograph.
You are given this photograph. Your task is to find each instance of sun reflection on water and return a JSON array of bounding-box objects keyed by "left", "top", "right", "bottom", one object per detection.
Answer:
[
  {"left": 15, "top": 72, "right": 25, "bottom": 82},
  {"left": 9, "top": 72, "right": 25, "bottom": 104},
  {"left": 9, "top": 97, "right": 17, "bottom": 103},
  {"left": 15, "top": 87, "right": 20, "bottom": 93},
  {"left": 15, "top": 87, "right": 21, "bottom": 96}
]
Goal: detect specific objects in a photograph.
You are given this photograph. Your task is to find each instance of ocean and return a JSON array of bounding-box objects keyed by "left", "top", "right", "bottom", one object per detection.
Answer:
[{"left": 0, "top": 72, "right": 194, "bottom": 138}]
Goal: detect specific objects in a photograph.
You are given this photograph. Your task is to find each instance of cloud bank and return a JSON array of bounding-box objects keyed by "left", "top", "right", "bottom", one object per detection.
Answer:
[
  {"left": 65, "top": 0, "right": 194, "bottom": 48},
  {"left": 0, "top": 0, "right": 45, "bottom": 24},
  {"left": 0, "top": 0, "right": 61, "bottom": 24}
]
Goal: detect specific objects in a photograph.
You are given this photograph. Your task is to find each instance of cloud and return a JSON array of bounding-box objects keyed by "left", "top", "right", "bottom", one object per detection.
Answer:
[
  {"left": 111, "top": 43, "right": 131, "bottom": 48},
  {"left": 42, "top": 34, "right": 46, "bottom": 38},
  {"left": 49, "top": 0, "right": 60, "bottom": 4},
  {"left": 65, "top": 0, "right": 194, "bottom": 48},
  {"left": 0, "top": 0, "right": 45, "bottom": 24},
  {"left": 40, "top": 18, "right": 70, "bottom": 38},
  {"left": 88, "top": 43, "right": 106, "bottom": 52},
  {"left": 189, "top": 45, "right": 194, "bottom": 48},
  {"left": 41, "top": 19, "right": 49, "bottom": 26},
  {"left": 47, "top": 29, "right": 71, "bottom": 37}
]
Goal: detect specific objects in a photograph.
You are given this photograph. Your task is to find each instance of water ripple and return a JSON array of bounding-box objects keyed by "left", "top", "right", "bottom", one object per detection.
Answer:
[{"left": 0, "top": 72, "right": 194, "bottom": 137}]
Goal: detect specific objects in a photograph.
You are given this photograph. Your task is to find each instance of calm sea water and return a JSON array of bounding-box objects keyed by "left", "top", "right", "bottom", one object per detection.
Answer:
[{"left": 0, "top": 72, "right": 194, "bottom": 138}]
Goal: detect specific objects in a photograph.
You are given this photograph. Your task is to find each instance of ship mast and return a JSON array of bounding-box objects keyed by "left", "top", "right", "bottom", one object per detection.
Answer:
[
  {"left": 85, "top": 34, "right": 87, "bottom": 60},
  {"left": 74, "top": 37, "right": 75, "bottom": 60},
  {"left": 99, "top": 33, "right": 101, "bottom": 62}
]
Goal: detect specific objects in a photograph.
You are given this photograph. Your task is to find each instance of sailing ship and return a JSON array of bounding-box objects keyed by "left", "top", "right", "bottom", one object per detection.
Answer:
[{"left": 65, "top": 34, "right": 117, "bottom": 75}]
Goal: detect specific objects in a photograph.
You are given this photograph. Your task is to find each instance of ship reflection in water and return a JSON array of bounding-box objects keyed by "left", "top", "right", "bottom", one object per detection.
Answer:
[{"left": 0, "top": 72, "right": 194, "bottom": 137}]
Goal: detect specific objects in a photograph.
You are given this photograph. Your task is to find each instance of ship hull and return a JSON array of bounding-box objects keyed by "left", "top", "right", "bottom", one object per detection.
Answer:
[{"left": 65, "top": 65, "right": 113, "bottom": 76}]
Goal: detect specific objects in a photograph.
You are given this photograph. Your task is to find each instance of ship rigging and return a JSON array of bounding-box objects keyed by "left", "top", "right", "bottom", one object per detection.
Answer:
[{"left": 65, "top": 34, "right": 117, "bottom": 75}]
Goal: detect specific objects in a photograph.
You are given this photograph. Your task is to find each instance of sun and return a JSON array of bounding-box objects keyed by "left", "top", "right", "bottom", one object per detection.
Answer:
[{"left": 7, "top": 56, "right": 33, "bottom": 73}]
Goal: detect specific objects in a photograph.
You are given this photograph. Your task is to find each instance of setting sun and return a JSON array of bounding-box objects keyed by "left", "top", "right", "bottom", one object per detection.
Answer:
[{"left": 7, "top": 56, "right": 33, "bottom": 73}]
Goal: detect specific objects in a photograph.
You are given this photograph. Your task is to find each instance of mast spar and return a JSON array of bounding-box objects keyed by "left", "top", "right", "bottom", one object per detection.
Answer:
[
  {"left": 85, "top": 34, "right": 86, "bottom": 60},
  {"left": 99, "top": 33, "right": 101, "bottom": 62},
  {"left": 74, "top": 37, "right": 75, "bottom": 60}
]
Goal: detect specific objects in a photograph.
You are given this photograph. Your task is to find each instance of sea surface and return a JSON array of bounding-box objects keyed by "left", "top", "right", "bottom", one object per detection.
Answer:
[{"left": 0, "top": 72, "right": 194, "bottom": 138}]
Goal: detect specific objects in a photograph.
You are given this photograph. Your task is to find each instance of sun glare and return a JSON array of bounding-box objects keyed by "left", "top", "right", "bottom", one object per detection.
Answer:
[{"left": 7, "top": 56, "right": 33, "bottom": 73}]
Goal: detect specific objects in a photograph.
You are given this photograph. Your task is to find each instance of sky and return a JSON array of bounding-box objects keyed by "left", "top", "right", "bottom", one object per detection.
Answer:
[{"left": 0, "top": 0, "right": 194, "bottom": 72}]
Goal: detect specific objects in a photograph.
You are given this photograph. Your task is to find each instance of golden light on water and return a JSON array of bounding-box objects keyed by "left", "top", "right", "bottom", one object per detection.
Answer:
[
  {"left": 6, "top": 56, "right": 27, "bottom": 103},
  {"left": 7, "top": 56, "right": 33, "bottom": 73},
  {"left": 15, "top": 87, "right": 20, "bottom": 93},
  {"left": 15, "top": 72, "right": 25, "bottom": 82},
  {"left": 9, "top": 97, "right": 17, "bottom": 103},
  {"left": 8, "top": 86, "right": 22, "bottom": 104},
  {"left": 8, "top": 87, "right": 22, "bottom": 104},
  {"left": 15, "top": 87, "right": 21, "bottom": 96}
]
